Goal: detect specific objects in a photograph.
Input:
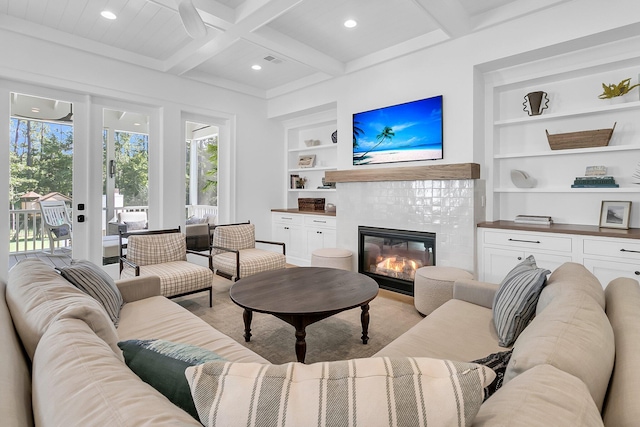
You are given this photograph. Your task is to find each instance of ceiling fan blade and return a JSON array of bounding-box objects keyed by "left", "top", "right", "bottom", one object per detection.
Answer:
[
  {"left": 56, "top": 104, "right": 73, "bottom": 122},
  {"left": 178, "top": 0, "right": 207, "bottom": 39}
]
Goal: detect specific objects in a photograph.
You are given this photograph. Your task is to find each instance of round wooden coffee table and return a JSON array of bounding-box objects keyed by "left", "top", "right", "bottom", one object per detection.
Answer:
[{"left": 230, "top": 267, "right": 379, "bottom": 363}]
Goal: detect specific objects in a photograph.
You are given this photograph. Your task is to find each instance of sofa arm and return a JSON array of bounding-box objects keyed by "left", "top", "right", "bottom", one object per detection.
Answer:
[
  {"left": 116, "top": 275, "right": 161, "bottom": 303},
  {"left": 453, "top": 278, "right": 499, "bottom": 309}
]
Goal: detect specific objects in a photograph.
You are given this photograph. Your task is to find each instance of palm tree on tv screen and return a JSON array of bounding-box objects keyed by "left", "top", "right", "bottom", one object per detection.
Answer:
[
  {"left": 353, "top": 121, "right": 364, "bottom": 148},
  {"left": 355, "top": 126, "right": 395, "bottom": 160}
]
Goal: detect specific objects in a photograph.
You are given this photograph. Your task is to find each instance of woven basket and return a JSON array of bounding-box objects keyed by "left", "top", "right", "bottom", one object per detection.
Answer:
[
  {"left": 546, "top": 122, "right": 616, "bottom": 150},
  {"left": 298, "top": 198, "right": 325, "bottom": 211}
]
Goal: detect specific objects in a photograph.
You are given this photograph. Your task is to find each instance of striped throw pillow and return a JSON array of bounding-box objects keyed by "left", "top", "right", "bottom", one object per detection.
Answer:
[
  {"left": 492, "top": 255, "right": 550, "bottom": 347},
  {"left": 59, "top": 260, "right": 124, "bottom": 326},
  {"left": 185, "top": 357, "right": 495, "bottom": 427}
]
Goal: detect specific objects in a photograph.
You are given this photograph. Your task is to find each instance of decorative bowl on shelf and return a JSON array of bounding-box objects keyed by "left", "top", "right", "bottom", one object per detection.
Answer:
[
  {"left": 545, "top": 123, "right": 616, "bottom": 150},
  {"left": 304, "top": 139, "right": 320, "bottom": 147}
]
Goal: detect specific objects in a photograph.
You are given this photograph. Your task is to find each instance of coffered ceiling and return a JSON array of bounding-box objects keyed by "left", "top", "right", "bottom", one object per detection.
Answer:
[{"left": 0, "top": 0, "right": 571, "bottom": 98}]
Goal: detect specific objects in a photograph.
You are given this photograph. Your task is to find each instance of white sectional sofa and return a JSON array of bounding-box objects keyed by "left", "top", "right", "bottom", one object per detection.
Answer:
[{"left": 2, "top": 259, "right": 639, "bottom": 426}]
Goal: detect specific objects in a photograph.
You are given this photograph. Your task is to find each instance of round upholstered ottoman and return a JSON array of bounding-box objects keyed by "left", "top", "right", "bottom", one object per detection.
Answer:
[
  {"left": 310, "top": 248, "right": 353, "bottom": 271},
  {"left": 414, "top": 266, "right": 473, "bottom": 316}
]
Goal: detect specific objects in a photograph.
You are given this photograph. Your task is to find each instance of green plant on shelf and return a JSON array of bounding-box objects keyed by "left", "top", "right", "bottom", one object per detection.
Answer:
[{"left": 598, "top": 78, "right": 640, "bottom": 99}]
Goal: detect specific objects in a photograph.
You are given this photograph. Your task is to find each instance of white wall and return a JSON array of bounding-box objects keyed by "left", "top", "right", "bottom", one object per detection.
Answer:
[{"left": 0, "top": 29, "right": 282, "bottom": 281}]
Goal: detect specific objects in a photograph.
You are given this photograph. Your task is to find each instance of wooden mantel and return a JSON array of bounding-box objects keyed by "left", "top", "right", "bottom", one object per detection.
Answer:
[{"left": 324, "top": 163, "right": 480, "bottom": 183}]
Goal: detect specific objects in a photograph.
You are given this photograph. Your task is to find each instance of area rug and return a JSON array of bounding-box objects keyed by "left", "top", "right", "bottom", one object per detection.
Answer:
[{"left": 174, "top": 275, "right": 423, "bottom": 365}]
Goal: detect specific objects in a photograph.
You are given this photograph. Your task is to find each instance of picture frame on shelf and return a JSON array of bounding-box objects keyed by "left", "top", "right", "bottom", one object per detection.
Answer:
[
  {"left": 297, "top": 154, "right": 316, "bottom": 168},
  {"left": 599, "top": 200, "right": 631, "bottom": 229}
]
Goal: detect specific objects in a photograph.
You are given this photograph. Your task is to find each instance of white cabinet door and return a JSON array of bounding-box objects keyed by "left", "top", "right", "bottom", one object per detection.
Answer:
[
  {"left": 583, "top": 258, "right": 640, "bottom": 288},
  {"left": 272, "top": 223, "right": 305, "bottom": 262},
  {"left": 305, "top": 228, "right": 331, "bottom": 257},
  {"left": 482, "top": 247, "right": 572, "bottom": 284}
]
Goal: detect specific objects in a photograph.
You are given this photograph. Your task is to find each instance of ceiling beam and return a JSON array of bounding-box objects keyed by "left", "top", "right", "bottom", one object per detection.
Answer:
[
  {"left": 410, "top": 0, "right": 471, "bottom": 38},
  {"left": 164, "top": 0, "right": 342, "bottom": 77}
]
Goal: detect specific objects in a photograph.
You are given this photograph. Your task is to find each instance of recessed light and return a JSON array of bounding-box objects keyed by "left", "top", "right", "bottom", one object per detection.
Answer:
[
  {"left": 251, "top": 64, "right": 262, "bottom": 71},
  {"left": 344, "top": 19, "right": 357, "bottom": 28},
  {"left": 133, "top": 122, "right": 141, "bottom": 126},
  {"left": 101, "top": 10, "right": 117, "bottom": 20},
  {"left": 31, "top": 107, "right": 40, "bottom": 113}
]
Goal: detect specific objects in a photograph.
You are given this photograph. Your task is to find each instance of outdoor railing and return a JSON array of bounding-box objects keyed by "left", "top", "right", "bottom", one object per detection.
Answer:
[{"left": 9, "top": 204, "right": 217, "bottom": 254}]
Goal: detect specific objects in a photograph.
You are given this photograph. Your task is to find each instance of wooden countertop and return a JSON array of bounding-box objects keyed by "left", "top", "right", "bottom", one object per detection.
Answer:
[
  {"left": 478, "top": 220, "right": 640, "bottom": 240},
  {"left": 271, "top": 208, "right": 336, "bottom": 217}
]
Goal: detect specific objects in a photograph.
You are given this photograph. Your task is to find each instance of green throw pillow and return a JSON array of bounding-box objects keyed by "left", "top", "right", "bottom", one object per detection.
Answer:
[{"left": 118, "top": 339, "right": 226, "bottom": 420}]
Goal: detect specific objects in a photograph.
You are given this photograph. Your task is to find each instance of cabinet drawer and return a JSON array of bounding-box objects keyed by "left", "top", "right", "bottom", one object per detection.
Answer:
[
  {"left": 272, "top": 213, "right": 303, "bottom": 225},
  {"left": 304, "top": 216, "right": 336, "bottom": 228},
  {"left": 483, "top": 230, "right": 572, "bottom": 252},
  {"left": 583, "top": 238, "right": 640, "bottom": 260}
]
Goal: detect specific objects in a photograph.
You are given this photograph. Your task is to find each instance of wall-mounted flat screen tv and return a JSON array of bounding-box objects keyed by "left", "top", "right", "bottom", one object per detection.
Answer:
[{"left": 353, "top": 95, "right": 443, "bottom": 166}]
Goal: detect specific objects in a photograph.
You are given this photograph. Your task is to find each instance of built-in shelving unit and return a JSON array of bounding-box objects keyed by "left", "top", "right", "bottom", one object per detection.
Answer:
[
  {"left": 282, "top": 109, "right": 338, "bottom": 209},
  {"left": 483, "top": 38, "right": 640, "bottom": 227}
]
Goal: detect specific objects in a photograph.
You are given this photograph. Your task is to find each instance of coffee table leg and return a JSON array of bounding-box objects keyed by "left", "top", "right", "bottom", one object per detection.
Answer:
[
  {"left": 243, "top": 309, "right": 253, "bottom": 342},
  {"left": 361, "top": 304, "right": 370, "bottom": 344},
  {"left": 294, "top": 319, "right": 307, "bottom": 363}
]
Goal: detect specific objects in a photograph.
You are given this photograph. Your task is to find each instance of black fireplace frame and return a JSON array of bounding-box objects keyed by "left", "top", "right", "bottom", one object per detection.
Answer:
[{"left": 358, "top": 226, "right": 436, "bottom": 296}]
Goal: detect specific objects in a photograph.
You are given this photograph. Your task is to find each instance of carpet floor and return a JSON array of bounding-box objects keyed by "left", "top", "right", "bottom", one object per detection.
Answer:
[{"left": 174, "top": 274, "right": 424, "bottom": 365}]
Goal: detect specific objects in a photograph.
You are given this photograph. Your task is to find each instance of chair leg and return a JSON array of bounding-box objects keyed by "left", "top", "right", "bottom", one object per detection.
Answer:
[{"left": 209, "top": 288, "right": 213, "bottom": 308}]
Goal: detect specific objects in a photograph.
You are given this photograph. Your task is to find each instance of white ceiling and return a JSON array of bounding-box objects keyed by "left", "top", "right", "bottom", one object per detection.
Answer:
[{"left": 0, "top": 0, "right": 571, "bottom": 98}]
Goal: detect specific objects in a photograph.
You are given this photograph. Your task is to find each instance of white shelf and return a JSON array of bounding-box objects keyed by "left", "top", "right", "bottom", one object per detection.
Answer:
[
  {"left": 495, "top": 187, "right": 640, "bottom": 193},
  {"left": 288, "top": 166, "right": 336, "bottom": 173},
  {"left": 494, "top": 100, "right": 640, "bottom": 126},
  {"left": 494, "top": 144, "right": 640, "bottom": 159},
  {"left": 288, "top": 144, "right": 336, "bottom": 153}
]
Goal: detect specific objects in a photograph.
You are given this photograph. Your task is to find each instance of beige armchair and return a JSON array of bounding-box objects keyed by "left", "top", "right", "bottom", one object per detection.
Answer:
[
  {"left": 211, "top": 222, "right": 286, "bottom": 281},
  {"left": 119, "top": 228, "right": 213, "bottom": 306}
]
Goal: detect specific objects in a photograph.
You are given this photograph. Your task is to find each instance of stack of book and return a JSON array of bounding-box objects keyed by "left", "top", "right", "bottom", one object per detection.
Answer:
[
  {"left": 571, "top": 176, "right": 619, "bottom": 188},
  {"left": 514, "top": 215, "right": 553, "bottom": 225}
]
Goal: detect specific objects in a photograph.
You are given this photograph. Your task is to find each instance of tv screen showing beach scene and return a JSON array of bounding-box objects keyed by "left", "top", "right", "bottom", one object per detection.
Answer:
[{"left": 352, "top": 95, "right": 443, "bottom": 166}]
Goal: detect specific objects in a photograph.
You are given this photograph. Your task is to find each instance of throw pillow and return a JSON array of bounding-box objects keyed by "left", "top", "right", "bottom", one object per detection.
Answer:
[
  {"left": 119, "top": 339, "right": 226, "bottom": 420},
  {"left": 471, "top": 349, "right": 513, "bottom": 401},
  {"left": 186, "top": 216, "right": 207, "bottom": 225},
  {"left": 493, "top": 255, "right": 550, "bottom": 347},
  {"left": 51, "top": 224, "right": 71, "bottom": 238},
  {"left": 125, "top": 220, "right": 147, "bottom": 231},
  {"left": 58, "top": 259, "right": 124, "bottom": 326},
  {"left": 185, "top": 356, "right": 495, "bottom": 427}
]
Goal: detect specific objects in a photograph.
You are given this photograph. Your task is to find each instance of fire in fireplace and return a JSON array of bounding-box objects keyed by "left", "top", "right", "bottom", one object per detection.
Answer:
[{"left": 358, "top": 226, "right": 436, "bottom": 295}]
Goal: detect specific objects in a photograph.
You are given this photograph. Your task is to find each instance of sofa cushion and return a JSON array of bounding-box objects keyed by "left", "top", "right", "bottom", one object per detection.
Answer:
[
  {"left": 602, "top": 277, "right": 640, "bottom": 426},
  {"left": 0, "top": 281, "right": 33, "bottom": 427},
  {"left": 504, "top": 292, "right": 614, "bottom": 410},
  {"left": 121, "top": 260, "right": 212, "bottom": 298},
  {"left": 185, "top": 357, "right": 495, "bottom": 427},
  {"left": 124, "top": 220, "right": 147, "bottom": 231},
  {"left": 492, "top": 255, "right": 550, "bottom": 347},
  {"left": 474, "top": 364, "right": 604, "bottom": 427},
  {"left": 59, "top": 259, "right": 124, "bottom": 326},
  {"left": 117, "top": 295, "right": 268, "bottom": 364},
  {"left": 126, "top": 233, "right": 187, "bottom": 266},
  {"left": 6, "top": 258, "right": 121, "bottom": 361},
  {"left": 32, "top": 318, "right": 201, "bottom": 426},
  {"left": 118, "top": 339, "right": 226, "bottom": 420},
  {"left": 537, "top": 262, "right": 605, "bottom": 313},
  {"left": 471, "top": 349, "right": 512, "bottom": 401},
  {"left": 211, "top": 248, "right": 286, "bottom": 279},
  {"left": 374, "top": 298, "right": 507, "bottom": 361}
]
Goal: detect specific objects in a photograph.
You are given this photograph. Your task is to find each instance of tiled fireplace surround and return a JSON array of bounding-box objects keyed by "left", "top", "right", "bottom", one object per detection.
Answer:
[{"left": 335, "top": 179, "right": 486, "bottom": 274}]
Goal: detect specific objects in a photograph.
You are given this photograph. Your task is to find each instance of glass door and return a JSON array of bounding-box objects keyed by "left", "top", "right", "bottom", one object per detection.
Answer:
[
  {"left": 102, "top": 108, "right": 149, "bottom": 265},
  {"left": 9, "top": 92, "right": 74, "bottom": 263},
  {"left": 185, "top": 121, "right": 218, "bottom": 225}
]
